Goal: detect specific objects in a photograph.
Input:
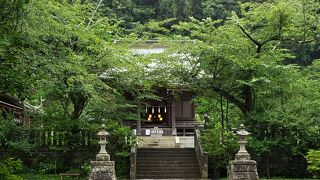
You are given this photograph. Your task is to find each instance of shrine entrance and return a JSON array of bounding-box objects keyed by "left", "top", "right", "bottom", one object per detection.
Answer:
[
  {"left": 142, "top": 104, "right": 170, "bottom": 126},
  {"left": 132, "top": 89, "right": 195, "bottom": 136}
]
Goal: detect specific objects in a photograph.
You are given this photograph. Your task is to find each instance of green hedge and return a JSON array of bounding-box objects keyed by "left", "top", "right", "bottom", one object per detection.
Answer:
[{"left": 305, "top": 149, "right": 320, "bottom": 178}]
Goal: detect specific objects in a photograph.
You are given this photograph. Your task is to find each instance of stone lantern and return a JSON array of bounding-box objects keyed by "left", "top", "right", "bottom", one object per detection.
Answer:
[
  {"left": 89, "top": 124, "right": 116, "bottom": 180},
  {"left": 96, "top": 124, "right": 110, "bottom": 161},
  {"left": 235, "top": 124, "right": 251, "bottom": 160},
  {"left": 228, "top": 124, "right": 259, "bottom": 180}
]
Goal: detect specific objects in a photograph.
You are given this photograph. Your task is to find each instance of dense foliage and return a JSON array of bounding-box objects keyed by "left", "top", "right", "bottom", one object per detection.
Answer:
[
  {"left": 306, "top": 150, "right": 320, "bottom": 178},
  {"left": 0, "top": 0, "right": 319, "bottom": 178},
  {"left": 0, "top": 158, "right": 23, "bottom": 180}
]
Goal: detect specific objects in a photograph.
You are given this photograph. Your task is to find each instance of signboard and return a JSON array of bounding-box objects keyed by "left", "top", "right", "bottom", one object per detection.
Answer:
[{"left": 150, "top": 127, "right": 164, "bottom": 137}]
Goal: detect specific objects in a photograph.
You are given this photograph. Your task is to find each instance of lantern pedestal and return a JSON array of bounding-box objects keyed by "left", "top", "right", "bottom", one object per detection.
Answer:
[
  {"left": 228, "top": 124, "right": 259, "bottom": 180},
  {"left": 89, "top": 124, "right": 116, "bottom": 180},
  {"left": 235, "top": 139, "right": 251, "bottom": 160},
  {"left": 89, "top": 161, "right": 116, "bottom": 180},
  {"left": 96, "top": 153, "right": 110, "bottom": 161},
  {"left": 228, "top": 160, "right": 259, "bottom": 180}
]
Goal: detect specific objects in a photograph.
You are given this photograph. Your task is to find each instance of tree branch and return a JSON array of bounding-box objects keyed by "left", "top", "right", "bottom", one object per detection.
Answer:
[
  {"left": 283, "top": 37, "right": 319, "bottom": 44},
  {"left": 238, "top": 23, "right": 281, "bottom": 53},
  {"left": 212, "top": 85, "right": 247, "bottom": 114},
  {"left": 238, "top": 23, "right": 262, "bottom": 47},
  {"left": 86, "top": 0, "right": 103, "bottom": 28}
]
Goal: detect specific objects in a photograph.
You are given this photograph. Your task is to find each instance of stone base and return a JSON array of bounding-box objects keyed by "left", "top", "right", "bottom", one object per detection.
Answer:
[
  {"left": 89, "top": 161, "right": 116, "bottom": 180},
  {"left": 96, "top": 153, "right": 110, "bottom": 161},
  {"left": 235, "top": 152, "right": 250, "bottom": 160},
  {"left": 228, "top": 160, "right": 259, "bottom": 180}
]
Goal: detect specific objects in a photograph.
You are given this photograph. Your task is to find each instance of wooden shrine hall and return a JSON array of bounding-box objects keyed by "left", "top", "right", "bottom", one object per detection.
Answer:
[{"left": 126, "top": 89, "right": 196, "bottom": 136}]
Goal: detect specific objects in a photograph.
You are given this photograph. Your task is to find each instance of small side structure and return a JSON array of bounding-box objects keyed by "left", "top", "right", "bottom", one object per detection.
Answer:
[
  {"left": 0, "top": 94, "right": 32, "bottom": 124},
  {"left": 89, "top": 124, "right": 116, "bottom": 180},
  {"left": 228, "top": 124, "right": 259, "bottom": 180}
]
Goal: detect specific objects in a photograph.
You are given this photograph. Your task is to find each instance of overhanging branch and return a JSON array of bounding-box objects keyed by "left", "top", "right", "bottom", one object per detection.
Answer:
[
  {"left": 212, "top": 85, "right": 247, "bottom": 113},
  {"left": 238, "top": 23, "right": 280, "bottom": 53},
  {"left": 238, "top": 24, "right": 262, "bottom": 47}
]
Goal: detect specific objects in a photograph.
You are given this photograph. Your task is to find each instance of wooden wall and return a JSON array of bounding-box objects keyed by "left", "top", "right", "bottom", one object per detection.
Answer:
[{"left": 175, "top": 91, "right": 195, "bottom": 121}]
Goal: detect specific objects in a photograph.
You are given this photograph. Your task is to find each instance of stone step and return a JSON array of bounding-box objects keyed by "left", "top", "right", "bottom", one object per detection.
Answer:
[
  {"left": 143, "top": 145, "right": 177, "bottom": 148},
  {"left": 138, "top": 148, "right": 195, "bottom": 152},
  {"left": 137, "top": 156, "right": 196, "bottom": 159},
  {"left": 137, "top": 151, "right": 195, "bottom": 155},
  {"left": 137, "top": 163, "right": 199, "bottom": 168},
  {"left": 138, "top": 149, "right": 195, "bottom": 152},
  {"left": 137, "top": 159, "right": 197, "bottom": 164},
  {"left": 137, "top": 155, "right": 196, "bottom": 159},
  {"left": 141, "top": 139, "right": 175, "bottom": 142},
  {"left": 137, "top": 156, "right": 196, "bottom": 160},
  {"left": 138, "top": 137, "right": 177, "bottom": 148},
  {"left": 137, "top": 166, "right": 199, "bottom": 172},
  {"left": 139, "top": 138, "right": 175, "bottom": 142},
  {"left": 136, "top": 179, "right": 207, "bottom": 180},
  {"left": 137, "top": 165, "right": 198, "bottom": 169},
  {"left": 138, "top": 136, "right": 195, "bottom": 148},
  {"left": 138, "top": 152, "right": 195, "bottom": 157},
  {"left": 137, "top": 169, "right": 199, "bottom": 175},
  {"left": 136, "top": 148, "right": 201, "bottom": 179},
  {"left": 136, "top": 170, "right": 200, "bottom": 175},
  {"left": 136, "top": 156, "right": 197, "bottom": 160},
  {"left": 137, "top": 154, "right": 197, "bottom": 158},
  {"left": 136, "top": 173, "right": 201, "bottom": 179},
  {"left": 136, "top": 162, "right": 198, "bottom": 166},
  {"left": 137, "top": 162, "right": 198, "bottom": 166}
]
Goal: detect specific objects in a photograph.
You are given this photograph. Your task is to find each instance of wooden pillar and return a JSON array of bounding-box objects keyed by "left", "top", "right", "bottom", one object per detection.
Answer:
[
  {"left": 137, "top": 102, "right": 141, "bottom": 135},
  {"left": 172, "top": 98, "right": 176, "bottom": 135}
]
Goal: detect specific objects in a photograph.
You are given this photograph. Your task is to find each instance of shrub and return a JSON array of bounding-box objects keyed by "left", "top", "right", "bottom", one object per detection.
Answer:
[
  {"left": 38, "top": 159, "right": 63, "bottom": 174},
  {"left": 80, "top": 162, "right": 91, "bottom": 176},
  {"left": 203, "top": 123, "right": 238, "bottom": 175},
  {"left": 306, "top": 149, "right": 320, "bottom": 178},
  {"left": 0, "top": 158, "right": 23, "bottom": 180}
]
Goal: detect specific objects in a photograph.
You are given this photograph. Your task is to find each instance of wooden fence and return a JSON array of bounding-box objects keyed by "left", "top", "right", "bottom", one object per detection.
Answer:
[
  {"left": 32, "top": 130, "right": 96, "bottom": 147},
  {"left": 0, "top": 129, "right": 97, "bottom": 147}
]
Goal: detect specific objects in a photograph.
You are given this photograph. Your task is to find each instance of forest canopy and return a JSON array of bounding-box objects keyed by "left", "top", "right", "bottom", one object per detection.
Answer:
[{"left": 0, "top": 0, "right": 319, "bottom": 178}]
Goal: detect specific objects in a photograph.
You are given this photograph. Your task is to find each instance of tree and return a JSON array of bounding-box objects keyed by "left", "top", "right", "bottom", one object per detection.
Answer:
[
  {"left": 201, "top": 0, "right": 239, "bottom": 20},
  {"left": 0, "top": 0, "right": 40, "bottom": 100},
  {"left": 146, "top": 0, "right": 320, "bottom": 176},
  {"left": 0, "top": 1, "right": 144, "bottom": 176}
]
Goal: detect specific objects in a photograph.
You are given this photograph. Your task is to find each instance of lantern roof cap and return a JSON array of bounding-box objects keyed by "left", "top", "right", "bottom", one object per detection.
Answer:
[
  {"left": 97, "top": 124, "right": 109, "bottom": 136},
  {"left": 237, "top": 124, "right": 250, "bottom": 136}
]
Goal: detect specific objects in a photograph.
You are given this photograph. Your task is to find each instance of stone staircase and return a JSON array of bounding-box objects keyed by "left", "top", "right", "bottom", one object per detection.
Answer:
[
  {"left": 138, "top": 136, "right": 176, "bottom": 148},
  {"left": 138, "top": 136, "right": 194, "bottom": 148},
  {"left": 136, "top": 148, "right": 201, "bottom": 179}
]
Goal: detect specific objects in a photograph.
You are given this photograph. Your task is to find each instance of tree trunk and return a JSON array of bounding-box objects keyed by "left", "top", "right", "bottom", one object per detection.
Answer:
[
  {"left": 220, "top": 94, "right": 224, "bottom": 144},
  {"left": 226, "top": 100, "right": 229, "bottom": 130},
  {"left": 266, "top": 151, "right": 271, "bottom": 179}
]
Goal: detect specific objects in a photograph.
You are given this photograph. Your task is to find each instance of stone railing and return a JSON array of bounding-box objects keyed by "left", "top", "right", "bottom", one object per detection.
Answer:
[
  {"left": 130, "top": 146, "right": 137, "bottom": 179},
  {"left": 194, "top": 128, "right": 208, "bottom": 178}
]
